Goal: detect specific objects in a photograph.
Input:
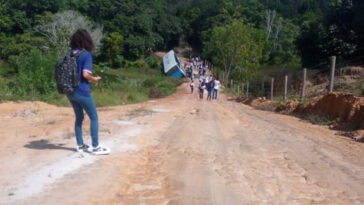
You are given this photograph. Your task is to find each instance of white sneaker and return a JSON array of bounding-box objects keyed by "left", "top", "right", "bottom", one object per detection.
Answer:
[
  {"left": 76, "top": 144, "right": 90, "bottom": 153},
  {"left": 90, "top": 146, "right": 111, "bottom": 155}
]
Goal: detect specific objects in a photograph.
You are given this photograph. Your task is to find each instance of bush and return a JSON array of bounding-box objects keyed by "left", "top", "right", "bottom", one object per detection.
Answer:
[
  {"left": 142, "top": 77, "right": 160, "bottom": 88},
  {"left": 145, "top": 56, "right": 162, "bottom": 69},
  {"left": 0, "top": 76, "right": 11, "bottom": 99},
  {"left": 133, "top": 59, "right": 149, "bottom": 69},
  {"left": 156, "top": 81, "right": 175, "bottom": 97},
  {"left": 142, "top": 77, "right": 177, "bottom": 98},
  {"left": 122, "top": 59, "right": 151, "bottom": 70},
  {"left": 14, "top": 48, "right": 57, "bottom": 98},
  {"left": 114, "top": 55, "right": 124, "bottom": 68},
  {"left": 0, "top": 50, "right": 181, "bottom": 106}
]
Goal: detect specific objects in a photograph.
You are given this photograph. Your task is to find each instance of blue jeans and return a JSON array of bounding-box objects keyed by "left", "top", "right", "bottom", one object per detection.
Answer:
[
  {"left": 207, "top": 89, "right": 213, "bottom": 100},
  {"left": 67, "top": 92, "right": 99, "bottom": 148},
  {"left": 213, "top": 89, "right": 218, "bottom": 99}
]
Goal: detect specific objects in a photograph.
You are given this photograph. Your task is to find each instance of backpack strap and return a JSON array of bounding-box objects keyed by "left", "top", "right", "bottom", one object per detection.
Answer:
[
  {"left": 70, "top": 49, "right": 86, "bottom": 81},
  {"left": 71, "top": 49, "right": 85, "bottom": 57}
]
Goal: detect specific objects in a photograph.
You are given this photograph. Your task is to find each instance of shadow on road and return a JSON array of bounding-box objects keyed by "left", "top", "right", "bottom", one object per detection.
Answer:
[{"left": 24, "top": 139, "right": 75, "bottom": 152}]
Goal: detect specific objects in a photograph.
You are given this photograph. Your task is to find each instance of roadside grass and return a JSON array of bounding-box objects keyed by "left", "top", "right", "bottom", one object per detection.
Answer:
[
  {"left": 90, "top": 66, "right": 183, "bottom": 107},
  {"left": 301, "top": 114, "right": 341, "bottom": 126},
  {"left": 222, "top": 87, "right": 236, "bottom": 95},
  {"left": 0, "top": 62, "right": 184, "bottom": 107},
  {"left": 258, "top": 63, "right": 302, "bottom": 77},
  {"left": 336, "top": 80, "right": 364, "bottom": 97}
]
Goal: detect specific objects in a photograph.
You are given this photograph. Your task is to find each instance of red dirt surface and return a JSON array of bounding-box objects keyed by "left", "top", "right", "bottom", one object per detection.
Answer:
[
  {"left": 1, "top": 85, "right": 364, "bottom": 204},
  {"left": 236, "top": 97, "right": 280, "bottom": 112},
  {"left": 297, "top": 92, "right": 364, "bottom": 130}
]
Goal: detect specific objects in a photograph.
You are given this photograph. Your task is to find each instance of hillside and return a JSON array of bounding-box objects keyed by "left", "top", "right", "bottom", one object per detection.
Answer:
[{"left": 1, "top": 1, "right": 364, "bottom": 104}]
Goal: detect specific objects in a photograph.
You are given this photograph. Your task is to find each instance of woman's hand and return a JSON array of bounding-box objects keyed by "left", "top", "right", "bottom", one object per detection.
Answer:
[
  {"left": 94, "top": 76, "right": 102, "bottom": 82},
  {"left": 83, "top": 71, "right": 102, "bottom": 83}
]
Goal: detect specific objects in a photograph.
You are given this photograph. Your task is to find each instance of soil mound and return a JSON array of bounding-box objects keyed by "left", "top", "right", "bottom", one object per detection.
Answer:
[
  {"left": 296, "top": 92, "right": 364, "bottom": 130},
  {"left": 275, "top": 99, "right": 300, "bottom": 113},
  {"left": 237, "top": 97, "right": 280, "bottom": 112}
]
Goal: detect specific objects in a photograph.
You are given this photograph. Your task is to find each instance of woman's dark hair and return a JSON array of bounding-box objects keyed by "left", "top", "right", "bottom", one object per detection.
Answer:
[{"left": 70, "top": 29, "right": 94, "bottom": 51}]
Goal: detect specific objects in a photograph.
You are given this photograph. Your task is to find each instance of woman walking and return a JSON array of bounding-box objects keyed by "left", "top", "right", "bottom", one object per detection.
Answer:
[{"left": 68, "top": 29, "right": 110, "bottom": 155}]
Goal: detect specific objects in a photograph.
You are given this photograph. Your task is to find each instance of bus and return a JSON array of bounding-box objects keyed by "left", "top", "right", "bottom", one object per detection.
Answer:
[{"left": 163, "top": 50, "right": 185, "bottom": 78}]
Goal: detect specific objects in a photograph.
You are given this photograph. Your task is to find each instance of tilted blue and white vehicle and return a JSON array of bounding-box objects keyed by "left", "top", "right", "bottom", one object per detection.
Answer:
[{"left": 163, "top": 50, "right": 185, "bottom": 78}]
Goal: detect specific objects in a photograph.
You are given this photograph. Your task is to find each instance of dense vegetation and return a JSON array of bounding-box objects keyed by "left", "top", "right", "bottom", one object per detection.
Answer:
[{"left": 0, "top": 0, "right": 363, "bottom": 103}]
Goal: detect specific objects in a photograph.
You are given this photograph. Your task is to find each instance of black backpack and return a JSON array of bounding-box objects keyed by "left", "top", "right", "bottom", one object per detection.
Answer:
[{"left": 54, "top": 50, "right": 84, "bottom": 94}]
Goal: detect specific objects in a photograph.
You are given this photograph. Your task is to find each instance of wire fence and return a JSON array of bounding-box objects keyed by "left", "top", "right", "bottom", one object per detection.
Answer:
[{"left": 220, "top": 56, "right": 364, "bottom": 101}]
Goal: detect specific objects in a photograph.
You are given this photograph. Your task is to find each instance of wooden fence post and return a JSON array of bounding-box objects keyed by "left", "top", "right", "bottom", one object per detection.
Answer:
[
  {"left": 261, "top": 79, "right": 265, "bottom": 97},
  {"left": 329, "top": 56, "right": 336, "bottom": 92},
  {"left": 301, "top": 68, "right": 307, "bottom": 100},
  {"left": 284, "top": 75, "right": 288, "bottom": 101},
  {"left": 238, "top": 85, "right": 240, "bottom": 96},
  {"left": 270, "top": 78, "right": 274, "bottom": 100},
  {"left": 231, "top": 80, "right": 233, "bottom": 88}
]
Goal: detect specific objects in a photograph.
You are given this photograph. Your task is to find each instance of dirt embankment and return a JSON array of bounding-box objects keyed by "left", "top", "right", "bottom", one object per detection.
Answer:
[
  {"left": 236, "top": 97, "right": 280, "bottom": 112},
  {"left": 296, "top": 92, "right": 364, "bottom": 130},
  {"left": 236, "top": 92, "right": 364, "bottom": 141}
]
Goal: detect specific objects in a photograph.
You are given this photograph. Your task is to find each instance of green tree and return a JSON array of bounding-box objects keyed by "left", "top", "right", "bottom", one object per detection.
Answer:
[
  {"left": 101, "top": 32, "right": 124, "bottom": 68},
  {"left": 204, "top": 20, "right": 267, "bottom": 82},
  {"left": 297, "top": 0, "right": 362, "bottom": 67},
  {"left": 296, "top": 20, "right": 327, "bottom": 68},
  {"left": 15, "top": 48, "right": 57, "bottom": 97},
  {"left": 0, "top": 32, "right": 49, "bottom": 71},
  {"left": 352, "top": 0, "right": 364, "bottom": 58}
]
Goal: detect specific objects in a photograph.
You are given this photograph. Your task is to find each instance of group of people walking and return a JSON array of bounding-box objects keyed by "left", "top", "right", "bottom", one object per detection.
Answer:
[
  {"left": 187, "top": 56, "right": 221, "bottom": 101},
  {"left": 185, "top": 56, "right": 209, "bottom": 79},
  {"left": 196, "top": 75, "right": 220, "bottom": 100}
]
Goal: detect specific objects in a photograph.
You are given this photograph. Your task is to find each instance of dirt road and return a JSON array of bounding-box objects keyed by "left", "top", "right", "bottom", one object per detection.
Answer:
[{"left": 1, "top": 84, "right": 363, "bottom": 205}]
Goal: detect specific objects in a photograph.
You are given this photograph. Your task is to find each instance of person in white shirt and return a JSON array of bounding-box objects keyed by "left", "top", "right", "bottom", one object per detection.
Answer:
[
  {"left": 199, "top": 75, "right": 204, "bottom": 83},
  {"left": 213, "top": 77, "right": 220, "bottom": 100},
  {"left": 204, "top": 75, "right": 209, "bottom": 85}
]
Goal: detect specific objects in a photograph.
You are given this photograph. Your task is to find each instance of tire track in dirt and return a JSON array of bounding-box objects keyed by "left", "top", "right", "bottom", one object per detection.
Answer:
[{"left": 213, "top": 99, "right": 364, "bottom": 204}]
